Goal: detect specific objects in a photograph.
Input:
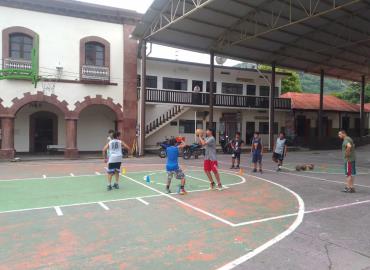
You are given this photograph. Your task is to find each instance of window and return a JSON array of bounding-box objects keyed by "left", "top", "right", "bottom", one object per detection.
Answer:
[
  {"left": 222, "top": 83, "right": 243, "bottom": 95},
  {"left": 246, "top": 85, "right": 256, "bottom": 96},
  {"left": 206, "top": 81, "right": 217, "bottom": 93},
  {"left": 259, "top": 86, "right": 279, "bottom": 97},
  {"left": 259, "top": 86, "right": 270, "bottom": 97},
  {"left": 259, "top": 122, "right": 278, "bottom": 134},
  {"left": 179, "top": 120, "right": 203, "bottom": 133},
  {"left": 192, "top": 80, "right": 203, "bottom": 92},
  {"left": 137, "top": 75, "right": 158, "bottom": 88},
  {"left": 274, "top": 87, "right": 280, "bottom": 97},
  {"left": 85, "top": 42, "right": 105, "bottom": 66},
  {"left": 9, "top": 33, "right": 33, "bottom": 60},
  {"left": 163, "top": 77, "right": 188, "bottom": 91}
]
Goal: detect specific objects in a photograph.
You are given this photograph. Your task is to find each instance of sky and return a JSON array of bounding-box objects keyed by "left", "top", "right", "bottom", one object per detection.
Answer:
[{"left": 76, "top": 0, "right": 241, "bottom": 66}]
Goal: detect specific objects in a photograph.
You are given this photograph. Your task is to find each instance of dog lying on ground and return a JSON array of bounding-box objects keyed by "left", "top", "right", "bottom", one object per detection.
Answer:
[{"left": 295, "top": 164, "right": 315, "bottom": 171}]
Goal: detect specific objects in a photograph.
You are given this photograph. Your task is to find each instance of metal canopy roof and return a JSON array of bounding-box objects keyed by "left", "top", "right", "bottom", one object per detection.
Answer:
[{"left": 133, "top": 0, "right": 370, "bottom": 82}]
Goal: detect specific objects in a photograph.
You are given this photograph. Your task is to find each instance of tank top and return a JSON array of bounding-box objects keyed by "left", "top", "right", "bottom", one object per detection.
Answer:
[
  {"left": 252, "top": 137, "right": 262, "bottom": 152},
  {"left": 108, "top": 139, "right": 122, "bottom": 163}
]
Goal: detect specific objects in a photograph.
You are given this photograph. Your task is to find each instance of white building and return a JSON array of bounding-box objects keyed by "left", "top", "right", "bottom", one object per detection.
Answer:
[
  {"left": 0, "top": 0, "right": 140, "bottom": 158},
  {"left": 140, "top": 58, "right": 291, "bottom": 148}
]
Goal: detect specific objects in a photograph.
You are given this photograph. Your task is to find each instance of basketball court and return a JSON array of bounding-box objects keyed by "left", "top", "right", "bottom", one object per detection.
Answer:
[{"left": 1, "top": 145, "right": 370, "bottom": 269}]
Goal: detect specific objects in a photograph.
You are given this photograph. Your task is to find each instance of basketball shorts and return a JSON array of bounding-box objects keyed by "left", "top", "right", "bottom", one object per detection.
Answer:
[
  {"left": 167, "top": 169, "right": 185, "bottom": 180},
  {"left": 344, "top": 161, "right": 356, "bottom": 176},
  {"left": 107, "top": 162, "right": 121, "bottom": 174},
  {"left": 204, "top": 160, "right": 218, "bottom": 172}
]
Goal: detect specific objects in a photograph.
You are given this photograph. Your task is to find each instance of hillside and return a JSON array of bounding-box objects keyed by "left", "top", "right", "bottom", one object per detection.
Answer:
[{"left": 299, "top": 73, "right": 349, "bottom": 93}]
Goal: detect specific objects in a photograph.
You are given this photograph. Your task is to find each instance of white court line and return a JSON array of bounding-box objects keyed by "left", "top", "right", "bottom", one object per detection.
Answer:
[
  {"left": 42, "top": 175, "right": 46, "bottom": 179},
  {"left": 98, "top": 202, "right": 109, "bottom": 210},
  {"left": 95, "top": 172, "right": 101, "bottom": 175},
  {"left": 0, "top": 172, "right": 241, "bottom": 216},
  {"left": 218, "top": 173, "right": 305, "bottom": 270},
  {"left": 70, "top": 173, "right": 75, "bottom": 177},
  {"left": 136, "top": 198, "right": 149, "bottom": 205},
  {"left": 54, "top": 206, "right": 63, "bottom": 216},
  {"left": 122, "top": 174, "right": 236, "bottom": 227}
]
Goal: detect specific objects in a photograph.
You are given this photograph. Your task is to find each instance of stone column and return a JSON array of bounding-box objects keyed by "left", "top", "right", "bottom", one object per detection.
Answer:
[
  {"left": 64, "top": 118, "right": 79, "bottom": 159},
  {"left": 123, "top": 24, "right": 139, "bottom": 153},
  {"left": 0, "top": 116, "right": 15, "bottom": 159}
]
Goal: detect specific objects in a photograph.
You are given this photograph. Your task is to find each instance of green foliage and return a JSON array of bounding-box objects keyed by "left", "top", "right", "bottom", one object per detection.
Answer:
[
  {"left": 299, "top": 73, "right": 349, "bottom": 93},
  {"left": 257, "top": 64, "right": 302, "bottom": 93},
  {"left": 332, "top": 82, "right": 370, "bottom": 104}
]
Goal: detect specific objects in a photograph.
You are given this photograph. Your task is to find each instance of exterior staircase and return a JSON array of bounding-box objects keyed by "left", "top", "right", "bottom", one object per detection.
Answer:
[{"left": 145, "top": 105, "right": 189, "bottom": 138}]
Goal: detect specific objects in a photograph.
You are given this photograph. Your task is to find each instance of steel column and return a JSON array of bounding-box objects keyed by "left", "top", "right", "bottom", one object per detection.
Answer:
[
  {"left": 269, "top": 62, "right": 276, "bottom": 151},
  {"left": 360, "top": 75, "right": 365, "bottom": 137},
  {"left": 209, "top": 51, "right": 214, "bottom": 129},
  {"left": 318, "top": 69, "right": 324, "bottom": 139}
]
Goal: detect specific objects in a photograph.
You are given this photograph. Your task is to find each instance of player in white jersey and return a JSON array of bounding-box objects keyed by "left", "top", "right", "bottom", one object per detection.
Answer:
[{"left": 103, "top": 131, "right": 130, "bottom": 191}]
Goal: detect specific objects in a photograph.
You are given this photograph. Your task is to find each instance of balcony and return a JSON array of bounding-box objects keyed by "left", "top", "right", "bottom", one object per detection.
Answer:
[
  {"left": 81, "top": 65, "right": 110, "bottom": 81},
  {"left": 3, "top": 58, "right": 32, "bottom": 70},
  {"left": 141, "top": 88, "right": 291, "bottom": 110}
]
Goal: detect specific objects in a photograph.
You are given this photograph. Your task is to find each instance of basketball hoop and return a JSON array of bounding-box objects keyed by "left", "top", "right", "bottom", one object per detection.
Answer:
[{"left": 41, "top": 75, "right": 56, "bottom": 95}]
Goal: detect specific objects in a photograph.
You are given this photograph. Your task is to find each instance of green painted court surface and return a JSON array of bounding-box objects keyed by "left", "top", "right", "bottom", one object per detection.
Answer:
[{"left": 0, "top": 169, "right": 301, "bottom": 269}]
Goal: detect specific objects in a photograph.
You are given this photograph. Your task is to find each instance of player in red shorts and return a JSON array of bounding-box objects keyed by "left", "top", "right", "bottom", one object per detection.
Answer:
[{"left": 198, "top": 128, "right": 223, "bottom": 190}]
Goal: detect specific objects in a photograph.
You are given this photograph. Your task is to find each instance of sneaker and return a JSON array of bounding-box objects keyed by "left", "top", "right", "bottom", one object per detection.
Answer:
[
  {"left": 166, "top": 188, "right": 171, "bottom": 194},
  {"left": 252, "top": 168, "right": 257, "bottom": 173},
  {"left": 217, "top": 184, "right": 224, "bottom": 191},
  {"left": 342, "top": 187, "right": 356, "bottom": 193},
  {"left": 210, "top": 182, "right": 216, "bottom": 190},
  {"left": 107, "top": 185, "right": 112, "bottom": 191},
  {"left": 179, "top": 189, "right": 187, "bottom": 195},
  {"left": 235, "top": 165, "right": 240, "bottom": 169},
  {"left": 113, "top": 183, "right": 119, "bottom": 189},
  {"left": 230, "top": 165, "right": 235, "bottom": 169},
  {"left": 259, "top": 169, "right": 263, "bottom": 174}
]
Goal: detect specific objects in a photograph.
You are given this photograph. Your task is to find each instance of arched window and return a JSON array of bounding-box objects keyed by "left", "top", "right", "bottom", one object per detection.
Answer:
[
  {"left": 85, "top": 42, "right": 105, "bottom": 66},
  {"left": 9, "top": 33, "right": 33, "bottom": 60}
]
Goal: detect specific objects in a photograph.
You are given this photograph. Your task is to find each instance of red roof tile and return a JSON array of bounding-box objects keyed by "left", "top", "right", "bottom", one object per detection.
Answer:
[
  {"left": 364, "top": 103, "right": 370, "bottom": 112},
  {"left": 280, "top": 92, "right": 360, "bottom": 112}
]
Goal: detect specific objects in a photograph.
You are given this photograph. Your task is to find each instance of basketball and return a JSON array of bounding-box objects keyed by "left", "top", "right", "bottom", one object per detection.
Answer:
[{"left": 195, "top": 128, "right": 204, "bottom": 137}]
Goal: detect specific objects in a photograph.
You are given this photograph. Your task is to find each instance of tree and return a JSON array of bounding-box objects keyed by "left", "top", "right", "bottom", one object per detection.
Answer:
[
  {"left": 281, "top": 72, "right": 302, "bottom": 94},
  {"left": 257, "top": 64, "right": 302, "bottom": 93},
  {"left": 332, "top": 82, "right": 370, "bottom": 104}
]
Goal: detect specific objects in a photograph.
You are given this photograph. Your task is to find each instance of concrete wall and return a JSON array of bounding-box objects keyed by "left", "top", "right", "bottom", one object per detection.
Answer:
[{"left": 77, "top": 105, "right": 116, "bottom": 151}]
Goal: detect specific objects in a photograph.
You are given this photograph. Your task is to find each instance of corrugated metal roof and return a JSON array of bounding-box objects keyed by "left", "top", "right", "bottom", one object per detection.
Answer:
[
  {"left": 281, "top": 92, "right": 361, "bottom": 112},
  {"left": 133, "top": 0, "right": 370, "bottom": 82}
]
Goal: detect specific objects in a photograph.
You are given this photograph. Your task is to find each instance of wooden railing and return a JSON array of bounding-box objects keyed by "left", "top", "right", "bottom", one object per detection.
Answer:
[{"left": 140, "top": 88, "right": 291, "bottom": 110}]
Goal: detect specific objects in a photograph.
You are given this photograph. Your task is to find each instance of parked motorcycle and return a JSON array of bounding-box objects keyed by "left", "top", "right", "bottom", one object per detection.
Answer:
[
  {"left": 219, "top": 134, "right": 233, "bottom": 154},
  {"left": 183, "top": 143, "right": 204, "bottom": 159}
]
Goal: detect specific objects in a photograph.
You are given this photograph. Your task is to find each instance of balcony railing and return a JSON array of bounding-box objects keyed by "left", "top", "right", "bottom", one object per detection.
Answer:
[
  {"left": 3, "top": 58, "right": 32, "bottom": 70},
  {"left": 81, "top": 65, "right": 110, "bottom": 81},
  {"left": 141, "top": 88, "right": 291, "bottom": 110}
]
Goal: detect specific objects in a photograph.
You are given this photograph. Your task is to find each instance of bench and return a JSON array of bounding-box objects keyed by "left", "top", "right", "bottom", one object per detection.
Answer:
[{"left": 47, "top": 145, "right": 65, "bottom": 153}]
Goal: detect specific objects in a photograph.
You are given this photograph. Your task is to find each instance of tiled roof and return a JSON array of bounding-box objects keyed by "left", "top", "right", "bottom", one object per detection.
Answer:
[
  {"left": 280, "top": 92, "right": 360, "bottom": 112},
  {"left": 363, "top": 103, "right": 370, "bottom": 112}
]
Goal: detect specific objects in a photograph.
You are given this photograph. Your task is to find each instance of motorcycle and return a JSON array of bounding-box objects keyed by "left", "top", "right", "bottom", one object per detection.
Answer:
[
  {"left": 183, "top": 143, "right": 204, "bottom": 160},
  {"left": 219, "top": 134, "right": 233, "bottom": 154}
]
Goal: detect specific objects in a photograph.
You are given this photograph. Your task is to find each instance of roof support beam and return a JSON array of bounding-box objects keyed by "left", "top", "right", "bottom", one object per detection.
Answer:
[
  {"left": 142, "top": 0, "right": 216, "bottom": 40},
  {"left": 216, "top": 0, "right": 361, "bottom": 48}
]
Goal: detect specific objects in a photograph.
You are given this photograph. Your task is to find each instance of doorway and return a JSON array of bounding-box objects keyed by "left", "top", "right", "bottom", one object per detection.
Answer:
[
  {"left": 245, "top": 122, "right": 255, "bottom": 144},
  {"left": 30, "top": 111, "right": 58, "bottom": 153}
]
